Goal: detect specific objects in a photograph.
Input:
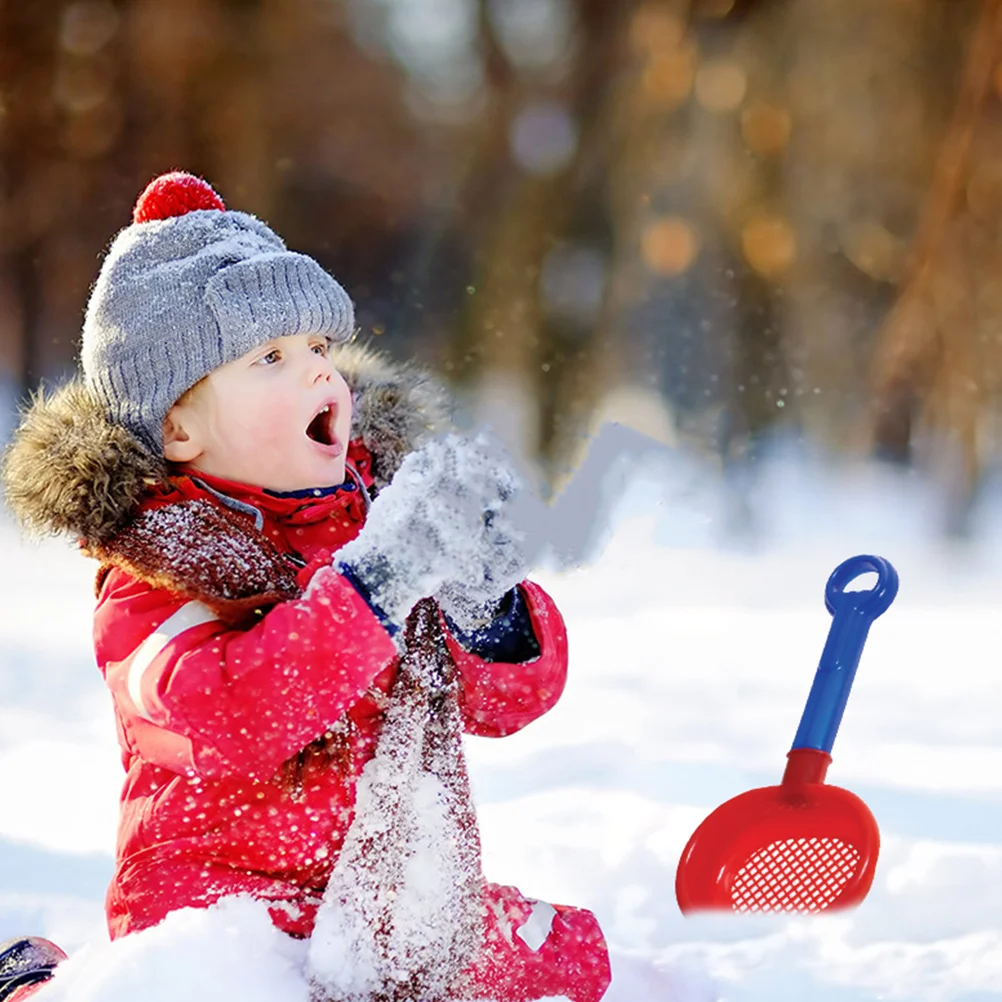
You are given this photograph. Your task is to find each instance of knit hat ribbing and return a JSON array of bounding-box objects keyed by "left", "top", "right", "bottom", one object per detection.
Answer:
[{"left": 81, "top": 172, "right": 355, "bottom": 455}]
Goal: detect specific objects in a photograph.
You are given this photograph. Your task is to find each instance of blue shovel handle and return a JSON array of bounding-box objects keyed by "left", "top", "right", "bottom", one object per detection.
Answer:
[{"left": 791, "top": 555, "right": 898, "bottom": 755}]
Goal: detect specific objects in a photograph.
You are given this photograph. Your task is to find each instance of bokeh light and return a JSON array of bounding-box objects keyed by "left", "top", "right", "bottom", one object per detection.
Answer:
[
  {"left": 741, "top": 103, "right": 792, "bottom": 157},
  {"left": 741, "top": 214, "right": 796, "bottom": 278},
  {"left": 641, "top": 217, "right": 700, "bottom": 277},
  {"left": 629, "top": 6, "right": 687, "bottom": 55},
  {"left": 642, "top": 47, "right": 698, "bottom": 110},
  {"left": 841, "top": 220, "right": 904, "bottom": 283},
  {"left": 510, "top": 101, "right": 578, "bottom": 175},
  {"left": 59, "top": 1, "right": 119, "bottom": 56},
  {"left": 695, "top": 60, "right": 747, "bottom": 113}
]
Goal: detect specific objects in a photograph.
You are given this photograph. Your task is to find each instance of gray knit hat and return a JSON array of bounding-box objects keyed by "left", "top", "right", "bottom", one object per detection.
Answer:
[{"left": 81, "top": 171, "right": 355, "bottom": 455}]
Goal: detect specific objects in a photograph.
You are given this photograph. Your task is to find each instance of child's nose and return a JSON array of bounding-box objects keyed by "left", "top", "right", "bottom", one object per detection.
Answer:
[{"left": 308, "top": 354, "right": 333, "bottom": 383}]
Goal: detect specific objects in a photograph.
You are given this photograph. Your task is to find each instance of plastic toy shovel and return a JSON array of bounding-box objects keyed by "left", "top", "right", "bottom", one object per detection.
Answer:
[{"left": 675, "top": 554, "right": 898, "bottom": 914}]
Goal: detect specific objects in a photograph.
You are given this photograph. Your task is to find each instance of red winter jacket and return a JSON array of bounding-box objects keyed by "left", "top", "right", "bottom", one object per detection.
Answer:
[{"left": 95, "top": 445, "right": 569, "bottom": 940}]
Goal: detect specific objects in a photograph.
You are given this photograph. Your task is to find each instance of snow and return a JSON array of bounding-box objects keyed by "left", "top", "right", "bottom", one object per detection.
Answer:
[
  {"left": 307, "top": 605, "right": 482, "bottom": 1001},
  {"left": 35, "top": 897, "right": 312, "bottom": 1002},
  {"left": 3, "top": 427, "right": 1002, "bottom": 1000}
]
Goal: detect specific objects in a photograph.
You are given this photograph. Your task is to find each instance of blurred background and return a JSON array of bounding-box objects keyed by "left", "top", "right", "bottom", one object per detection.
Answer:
[{"left": 1, "top": 0, "right": 1000, "bottom": 530}]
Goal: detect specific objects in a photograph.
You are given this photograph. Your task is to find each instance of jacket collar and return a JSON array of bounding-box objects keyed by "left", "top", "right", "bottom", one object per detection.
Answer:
[{"left": 151, "top": 442, "right": 373, "bottom": 530}]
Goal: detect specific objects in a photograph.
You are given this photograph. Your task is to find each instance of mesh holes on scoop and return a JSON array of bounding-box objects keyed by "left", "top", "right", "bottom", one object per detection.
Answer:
[{"left": 730, "top": 837, "right": 861, "bottom": 912}]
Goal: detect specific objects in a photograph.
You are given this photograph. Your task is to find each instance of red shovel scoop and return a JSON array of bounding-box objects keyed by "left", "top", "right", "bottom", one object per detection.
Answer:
[{"left": 675, "top": 554, "right": 898, "bottom": 914}]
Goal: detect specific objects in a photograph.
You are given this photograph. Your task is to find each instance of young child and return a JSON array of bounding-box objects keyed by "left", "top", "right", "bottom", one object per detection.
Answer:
[{"left": 0, "top": 172, "right": 611, "bottom": 1002}]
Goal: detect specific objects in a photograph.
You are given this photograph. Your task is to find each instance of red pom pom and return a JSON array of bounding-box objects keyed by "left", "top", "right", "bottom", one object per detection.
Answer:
[{"left": 132, "top": 171, "right": 226, "bottom": 224}]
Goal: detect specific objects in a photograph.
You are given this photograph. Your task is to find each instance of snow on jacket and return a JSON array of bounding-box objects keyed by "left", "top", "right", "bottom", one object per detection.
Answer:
[{"left": 0, "top": 344, "right": 568, "bottom": 940}]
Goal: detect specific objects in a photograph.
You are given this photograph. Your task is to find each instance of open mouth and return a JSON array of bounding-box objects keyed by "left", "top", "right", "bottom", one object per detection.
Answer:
[{"left": 305, "top": 403, "right": 338, "bottom": 448}]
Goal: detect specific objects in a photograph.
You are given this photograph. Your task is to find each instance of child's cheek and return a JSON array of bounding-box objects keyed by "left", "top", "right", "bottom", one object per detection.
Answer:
[
  {"left": 224, "top": 399, "right": 290, "bottom": 460},
  {"left": 257, "top": 407, "right": 298, "bottom": 451}
]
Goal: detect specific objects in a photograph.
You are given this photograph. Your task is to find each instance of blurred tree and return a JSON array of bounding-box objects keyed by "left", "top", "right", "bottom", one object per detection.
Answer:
[
  {"left": 871, "top": 0, "right": 1001, "bottom": 508},
  {"left": 783, "top": 0, "right": 972, "bottom": 452},
  {"left": 451, "top": 0, "right": 633, "bottom": 480},
  {"left": 0, "top": 0, "right": 124, "bottom": 389}
]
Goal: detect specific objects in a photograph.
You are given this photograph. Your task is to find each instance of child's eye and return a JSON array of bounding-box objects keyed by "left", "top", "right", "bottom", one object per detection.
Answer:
[
  {"left": 259, "top": 349, "right": 281, "bottom": 365},
  {"left": 310, "top": 341, "right": 329, "bottom": 356}
]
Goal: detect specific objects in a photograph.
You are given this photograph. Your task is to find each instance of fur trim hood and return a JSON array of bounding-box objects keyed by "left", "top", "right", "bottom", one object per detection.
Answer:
[{"left": 1, "top": 341, "right": 450, "bottom": 550}]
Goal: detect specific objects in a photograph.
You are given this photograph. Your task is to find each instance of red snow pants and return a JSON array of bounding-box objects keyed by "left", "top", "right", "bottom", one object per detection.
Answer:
[{"left": 461, "top": 882, "right": 611, "bottom": 1002}]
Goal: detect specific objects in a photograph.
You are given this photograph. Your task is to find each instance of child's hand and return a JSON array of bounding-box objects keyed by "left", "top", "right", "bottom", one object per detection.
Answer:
[
  {"left": 434, "top": 489, "right": 532, "bottom": 633},
  {"left": 332, "top": 434, "right": 520, "bottom": 633},
  {"left": 434, "top": 435, "right": 547, "bottom": 633}
]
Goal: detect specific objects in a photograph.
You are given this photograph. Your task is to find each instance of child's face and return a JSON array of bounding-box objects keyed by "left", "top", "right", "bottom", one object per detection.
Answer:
[{"left": 162, "top": 333, "right": 353, "bottom": 492}]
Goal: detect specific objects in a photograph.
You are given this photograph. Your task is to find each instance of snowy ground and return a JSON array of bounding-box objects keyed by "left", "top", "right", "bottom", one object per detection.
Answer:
[{"left": 3, "top": 430, "right": 1002, "bottom": 1001}]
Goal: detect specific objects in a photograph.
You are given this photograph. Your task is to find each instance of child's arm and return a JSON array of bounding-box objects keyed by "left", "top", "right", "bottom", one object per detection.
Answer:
[
  {"left": 441, "top": 580, "right": 568, "bottom": 738},
  {"left": 96, "top": 564, "right": 397, "bottom": 781}
]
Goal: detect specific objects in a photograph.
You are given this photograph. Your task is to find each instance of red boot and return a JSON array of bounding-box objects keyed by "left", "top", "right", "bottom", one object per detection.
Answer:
[{"left": 0, "top": 938, "right": 67, "bottom": 1001}]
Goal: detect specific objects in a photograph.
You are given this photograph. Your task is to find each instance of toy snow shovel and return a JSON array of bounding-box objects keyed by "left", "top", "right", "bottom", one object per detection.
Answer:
[{"left": 675, "top": 554, "right": 898, "bottom": 914}]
